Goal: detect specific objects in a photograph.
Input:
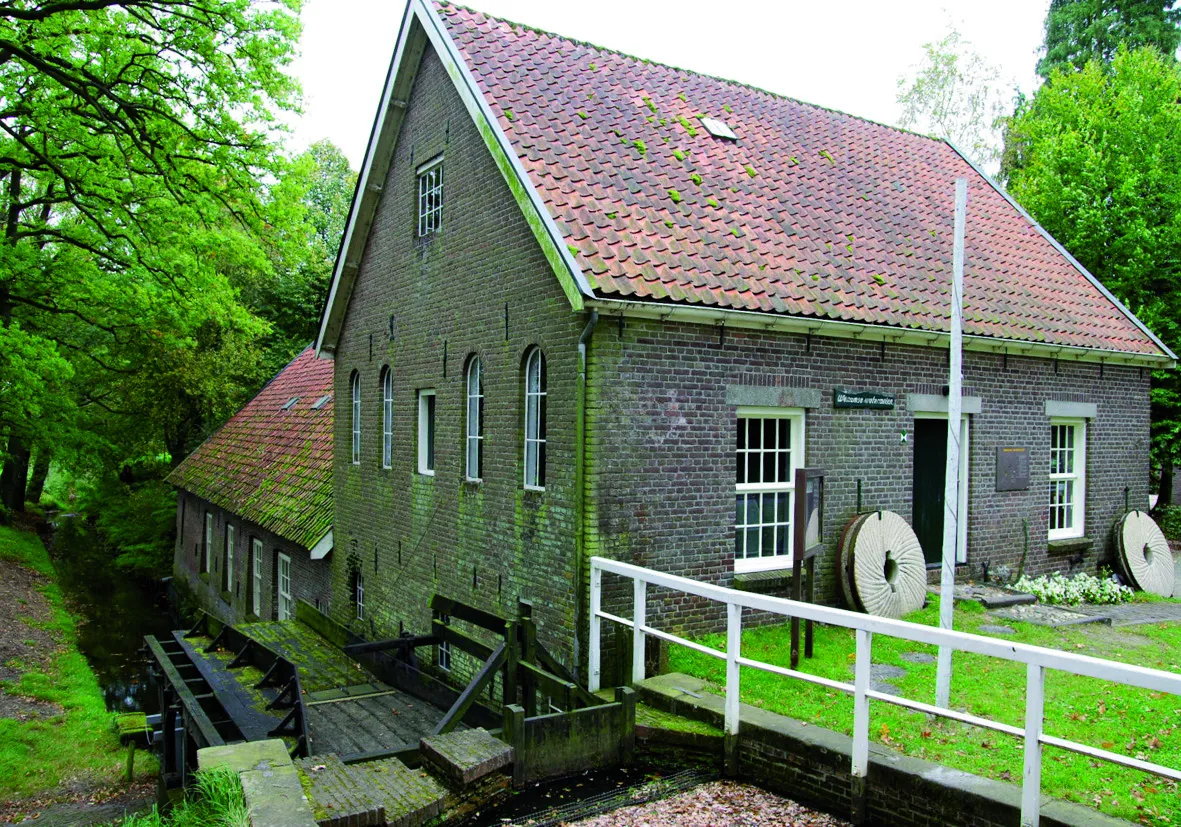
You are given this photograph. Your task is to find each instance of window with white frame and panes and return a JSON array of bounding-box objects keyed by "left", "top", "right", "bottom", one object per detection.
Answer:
[
  {"left": 277, "top": 552, "right": 293, "bottom": 621},
  {"left": 734, "top": 408, "right": 804, "bottom": 572},
  {"left": 417, "top": 156, "right": 443, "bottom": 237},
  {"left": 251, "top": 538, "right": 263, "bottom": 617},
  {"left": 1048, "top": 419, "right": 1086, "bottom": 540}
]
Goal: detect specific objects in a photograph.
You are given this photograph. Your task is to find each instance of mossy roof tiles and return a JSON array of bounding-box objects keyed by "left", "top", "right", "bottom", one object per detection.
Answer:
[
  {"left": 167, "top": 347, "right": 333, "bottom": 551},
  {"left": 437, "top": 2, "right": 1167, "bottom": 358}
]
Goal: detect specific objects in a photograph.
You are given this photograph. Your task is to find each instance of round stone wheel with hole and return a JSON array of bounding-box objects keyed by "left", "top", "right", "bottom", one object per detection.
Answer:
[
  {"left": 1117, "top": 510, "right": 1174, "bottom": 597},
  {"left": 847, "top": 510, "right": 927, "bottom": 618},
  {"left": 837, "top": 512, "right": 871, "bottom": 612}
]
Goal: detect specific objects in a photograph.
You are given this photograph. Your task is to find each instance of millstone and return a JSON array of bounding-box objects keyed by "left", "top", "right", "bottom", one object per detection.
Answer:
[
  {"left": 1116, "top": 510, "right": 1174, "bottom": 597},
  {"left": 840, "top": 510, "right": 926, "bottom": 618}
]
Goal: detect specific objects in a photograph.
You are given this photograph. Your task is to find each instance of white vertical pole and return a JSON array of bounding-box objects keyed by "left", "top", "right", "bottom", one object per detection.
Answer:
[
  {"left": 936, "top": 178, "right": 968, "bottom": 710},
  {"left": 852, "top": 629, "right": 872, "bottom": 779},
  {"left": 725, "top": 601, "right": 742, "bottom": 736},
  {"left": 588, "top": 563, "right": 601, "bottom": 692},
  {"left": 632, "top": 578, "right": 646, "bottom": 685},
  {"left": 1022, "top": 663, "right": 1046, "bottom": 827}
]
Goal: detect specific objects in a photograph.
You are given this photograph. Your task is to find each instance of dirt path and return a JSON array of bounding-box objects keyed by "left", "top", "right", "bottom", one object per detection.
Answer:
[{"left": 0, "top": 781, "right": 155, "bottom": 826}]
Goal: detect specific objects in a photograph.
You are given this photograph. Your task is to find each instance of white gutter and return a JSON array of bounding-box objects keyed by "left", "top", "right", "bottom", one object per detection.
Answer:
[{"left": 586, "top": 297, "right": 1174, "bottom": 369}]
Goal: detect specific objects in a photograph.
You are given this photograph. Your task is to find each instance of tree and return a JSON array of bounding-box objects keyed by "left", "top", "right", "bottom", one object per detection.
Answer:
[
  {"left": 1038, "top": 0, "right": 1181, "bottom": 78},
  {"left": 1005, "top": 47, "right": 1181, "bottom": 499},
  {"left": 0, "top": 1, "right": 302, "bottom": 512},
  {"left": 896, "top": 28, "right": 1015, "bottom": 173}
]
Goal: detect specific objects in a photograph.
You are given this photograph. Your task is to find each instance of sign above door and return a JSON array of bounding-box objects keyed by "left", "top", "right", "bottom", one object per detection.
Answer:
[{"left": 833, "top": 388, "right": 896, "bottom": 409}]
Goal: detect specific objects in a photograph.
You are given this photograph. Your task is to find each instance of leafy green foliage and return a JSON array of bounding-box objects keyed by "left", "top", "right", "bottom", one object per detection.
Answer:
[
  {"left": 1038, "top": 0, "right": 1181, "bottom": 78},
  {"left": 0, "top": 0, "right": 307, "bottom": 510},
  {"left": 1005, "top": 47, "right": 1181, "bottom": 472},
  {"left": 1013, "top": 570, "right": 1134, "bottom": 604},
  {"left": 896, "top": 27, "right": 1014, "bottom": 171}
]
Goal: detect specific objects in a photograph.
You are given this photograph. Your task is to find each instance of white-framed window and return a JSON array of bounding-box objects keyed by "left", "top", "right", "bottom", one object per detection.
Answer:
[
  {"left": 381, "top": 367, "right": 393, "bottom": 469},
  {"left": 354, "top": 569, "right": 365, "bottom": 621},
  {"left": 437, "top": 613, "right": 451, "bottom": 672},
  {"left": 1049, "top": 418, "right": 1086, "bottom": 540},
  {"left": 350, "top": 371, "right": 361, "bottom": 465},
  {"left": 524, "top": 349, "right": 546, "bottom": 490},
  {"left": 417, "top": 156, "right": 444, "bottom": 237},
  {"left": 466, "top": 357, "right": 484, "bottom": 481},
  {"left": 251, "top": 538, "right": 263, "bottom": 617},
  {"left": 418, "top": 389, "right": 436, "bottom": 475},
  {"left": 277, "top": 552, "right": 293, "bottom": 621},
  {"left": 225, "top": 523, "right": 236, "bottom": 591},
  {"left": 203, "top": 512, "right": 213, "bottom": 574},
  {"left": 734, "top": 408, "right": 805, "bottom": 572}
]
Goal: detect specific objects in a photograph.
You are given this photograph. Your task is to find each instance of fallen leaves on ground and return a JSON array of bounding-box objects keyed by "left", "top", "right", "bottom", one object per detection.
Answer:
[{"left": 564, "top": 780, "right": 851, "bottom": 827}]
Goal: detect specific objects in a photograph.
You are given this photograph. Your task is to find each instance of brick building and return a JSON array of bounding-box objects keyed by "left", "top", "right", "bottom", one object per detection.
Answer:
[
  {"left": 169, "top": 347, "right": 334, "bottom": 625},
  {"left": 313, "top": 0, "right": 1174, "bottom": 677}
]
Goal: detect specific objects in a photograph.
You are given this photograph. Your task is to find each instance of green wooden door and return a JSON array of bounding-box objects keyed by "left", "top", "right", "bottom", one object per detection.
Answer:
[{"left": 912, "top": 418, "right": 946, "bottom": 566}]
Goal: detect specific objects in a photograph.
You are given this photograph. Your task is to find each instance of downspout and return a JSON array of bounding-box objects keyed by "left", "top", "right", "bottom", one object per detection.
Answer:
[{"left": 573, "top": 310, "right": 599, "bottom": 681}]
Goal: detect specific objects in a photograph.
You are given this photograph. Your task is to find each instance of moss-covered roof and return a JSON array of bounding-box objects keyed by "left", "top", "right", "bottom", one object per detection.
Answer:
[{"left": 168, "top": 347, "right": 333, "bottom": 551}]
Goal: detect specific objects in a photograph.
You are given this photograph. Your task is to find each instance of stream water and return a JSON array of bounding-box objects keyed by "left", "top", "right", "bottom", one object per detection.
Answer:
[{"left": 45, "top": 515, "right": 177, "bottom": 715}]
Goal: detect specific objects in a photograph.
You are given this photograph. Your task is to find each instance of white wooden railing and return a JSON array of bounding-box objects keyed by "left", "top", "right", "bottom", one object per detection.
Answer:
[{"left": 588, "top": 556, "right": 1181, "bottom": 827}]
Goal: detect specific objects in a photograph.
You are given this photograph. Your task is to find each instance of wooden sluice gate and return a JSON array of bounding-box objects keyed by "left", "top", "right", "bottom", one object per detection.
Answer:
[{"left": 144, "top": 596, "right": 636, "bottom": 825}]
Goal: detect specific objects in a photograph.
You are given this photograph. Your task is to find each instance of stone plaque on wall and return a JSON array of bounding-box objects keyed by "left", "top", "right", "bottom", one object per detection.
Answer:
[{"left": 996, "top": 446, "right": 1030, "bottom": 491}]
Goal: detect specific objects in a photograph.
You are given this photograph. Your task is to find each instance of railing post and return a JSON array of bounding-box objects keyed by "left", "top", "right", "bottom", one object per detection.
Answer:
[
  {"left": 851, "top": 629, "right": 872, "bottom": 824},
  {"left": 1022, "top": 663, "right": 1045, "bottom": 827},
  {"left": 724, "top": 601, "right": 742, "bottom": 776},
  {"left": 589, "top": 563, "right": 602, "bottom": 692},
  {"left": 632, "top": 577, "right": 646, "bottom": 685}
]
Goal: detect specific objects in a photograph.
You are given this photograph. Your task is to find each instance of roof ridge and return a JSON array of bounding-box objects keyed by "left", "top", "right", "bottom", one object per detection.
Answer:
[{"left": 435, "top": 0, "right": 941, "bottom": 145}]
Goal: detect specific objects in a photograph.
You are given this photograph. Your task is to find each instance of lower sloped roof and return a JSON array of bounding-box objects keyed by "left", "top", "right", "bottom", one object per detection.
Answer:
[{"left": 167, "top": 347, "right": 333, "bottom": 551}]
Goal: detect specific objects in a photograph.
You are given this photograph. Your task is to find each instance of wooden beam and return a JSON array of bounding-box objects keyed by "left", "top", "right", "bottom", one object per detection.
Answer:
[
  {"left": 432, "top": 642, "right": 507, "bottom": 736},
  {"left": 430, "top": 595, "right": 508, "bottom": 635},
  {"left": 432, "top": 619, "right": 494, "bottom": 661},
  {"left": 519, "top": 661, "right": 573, "bottom": 711},
  {"left": 342, "top": 635, "right": 437, "bottom": 655},
  {"left": 535, "top": 645, "right": 602, "bottom": 708}
]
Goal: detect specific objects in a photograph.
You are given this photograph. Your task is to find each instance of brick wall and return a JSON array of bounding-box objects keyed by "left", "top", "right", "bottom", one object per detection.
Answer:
[
  {"left": 329, "top": 45, "right": 586, "bottom": 670},
  {"left": 173, "top": 490, "right": 332, "bottom": 625},
  {"left": 587, "top": 318, "right": 1150, "bottom": 639}
]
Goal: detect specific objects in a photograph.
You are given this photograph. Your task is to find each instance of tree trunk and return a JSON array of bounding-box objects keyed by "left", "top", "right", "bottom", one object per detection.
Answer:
[
  {"left": 27, "top": 449, "right": 50, "bottom": 504},
  {"left": 0, "top": 435, "right": 30, "bottom": 514}
]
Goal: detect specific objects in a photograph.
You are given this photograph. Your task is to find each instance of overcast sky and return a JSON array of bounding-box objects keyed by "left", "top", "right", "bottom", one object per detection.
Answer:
[{"left": 284, "top": 0, "right": 1052, "bottom": 169}]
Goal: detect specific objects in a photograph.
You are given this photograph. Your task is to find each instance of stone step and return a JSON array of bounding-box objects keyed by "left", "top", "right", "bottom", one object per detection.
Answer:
[
  {"left": 419, "top": 728, "right": 514, "bottom": 787},
  {"left": 347, "top": 756, "right": 449, "bottom": 827},
  {"left": 295, "top": 753, "right": 385, "bottom": 827}
]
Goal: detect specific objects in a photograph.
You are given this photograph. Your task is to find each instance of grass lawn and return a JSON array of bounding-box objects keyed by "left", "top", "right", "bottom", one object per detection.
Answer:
[
  {"left": 668, "top": 597, "right": 1181, "bottom": 825},
  {"left": 0, "top": 523, "right": 157, "bottom": 805}
]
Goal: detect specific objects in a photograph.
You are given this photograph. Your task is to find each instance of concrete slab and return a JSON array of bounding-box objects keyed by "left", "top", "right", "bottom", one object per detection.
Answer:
[{"left": 420, "top": 728, "right": 513, "bottom": 786}]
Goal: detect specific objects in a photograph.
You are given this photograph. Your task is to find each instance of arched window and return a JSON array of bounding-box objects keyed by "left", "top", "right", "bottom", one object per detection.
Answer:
[
  {"left": 524, "top": 349, "right": 546, "bottom": 489},
  {"left": 350, "top": 371, "right": 361, "bottom": 465},
  {"left": 381, "top": 367, "right": 393, "bottom": 469},
  {"left": 466, "top": 357, "right": 483, "bottom": 481}
]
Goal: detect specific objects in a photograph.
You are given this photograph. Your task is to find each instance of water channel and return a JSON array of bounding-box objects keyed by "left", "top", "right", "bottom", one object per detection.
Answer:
[{"left": 45, "top": 515, "right": 177, "bottom": 715}]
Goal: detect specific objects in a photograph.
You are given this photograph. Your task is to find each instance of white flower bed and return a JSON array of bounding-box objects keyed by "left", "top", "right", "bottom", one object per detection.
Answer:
[{"left": 1013, "top": 570, "right": 1133, "bottom": 606}]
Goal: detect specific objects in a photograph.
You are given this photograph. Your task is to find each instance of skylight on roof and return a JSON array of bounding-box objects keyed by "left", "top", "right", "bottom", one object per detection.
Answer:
[
  {"left": 311, "top": 395, "right": 332, "bottom": 410},
  {"left": 700, "top": 117, "right": 737, "bottom": 140},
  {"left": 282, "top": 397, "right": 300, "bottom": 410}
]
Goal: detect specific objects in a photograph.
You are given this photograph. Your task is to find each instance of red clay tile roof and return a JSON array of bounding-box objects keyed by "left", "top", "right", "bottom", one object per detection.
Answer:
[
  {"left": 437, "top": 3, "right": 1166, "bottom": 357},
  {"left": 168, "top": 347, "right": 333, "bottom": 551}
]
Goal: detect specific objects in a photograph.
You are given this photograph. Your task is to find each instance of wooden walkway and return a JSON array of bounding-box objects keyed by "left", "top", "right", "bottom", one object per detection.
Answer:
[
  {"left": 237, "top": 620, "right": 367, "bottom": 692},
  {"left": 306, "top": 686, "right": 462, "bottom": 757}
]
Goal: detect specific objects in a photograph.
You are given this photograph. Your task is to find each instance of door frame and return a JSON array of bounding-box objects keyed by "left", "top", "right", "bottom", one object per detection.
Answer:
[
  {"left": 277, "top": 552, "right": 293, "bottom": 621},
  {"left": 914, "top": 412, "right": 969, "bottom": 564}
]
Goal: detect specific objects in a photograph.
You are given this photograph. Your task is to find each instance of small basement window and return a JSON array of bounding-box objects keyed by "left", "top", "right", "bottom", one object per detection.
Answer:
[
  {"left": 417, "top": 156, "right": 444, "bottom": 237},
  {"left": 700, "top": 117, "right": 738, "bottom": 140}
]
